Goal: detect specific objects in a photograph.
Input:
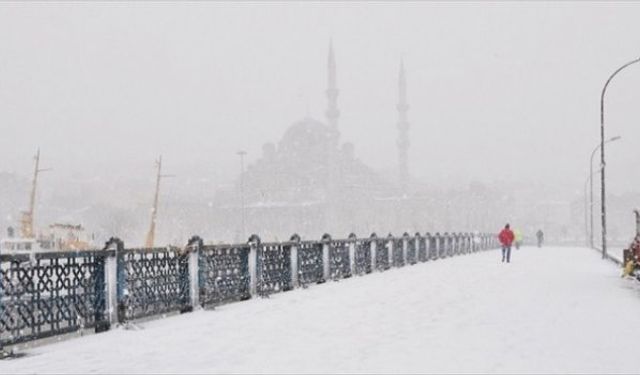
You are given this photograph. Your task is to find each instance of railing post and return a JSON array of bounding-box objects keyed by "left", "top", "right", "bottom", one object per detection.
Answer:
[
  {"left": 635, "top": 210, "right": 640, "bottom": 237},
  {"left": 322, "top": 233, "right": 331, "bottom": 281},
  {"left": 106, "top": 237, "right": 126, "bottom": 325},
  {"left": 370, "top": 233, "right": 377, "bottom": 271},
  {"left": 402, "top": 232, "right": 409, "bottom": 265},
  {"left": 442, "top": 232, "right": 449, "bottom": 257},
  {"left": 453, "top": 233, "right": 459, "bottom": 256},
  {"left": 348, "top": 233, "right": 357, "bottom": 276},
  {"left": 248, "top": 234, "right": 260, "bottom": 297},
  {"left": 186, "top": 236, "right": 202, "bottom": 310},
  {"left": 290, "top": 233, "right": 301, "bottom": 288}
]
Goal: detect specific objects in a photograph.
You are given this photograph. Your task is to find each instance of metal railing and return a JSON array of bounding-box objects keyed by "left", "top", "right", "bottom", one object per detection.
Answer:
[{"left": 0, "top": 231, "right": 499, "bottom": 350}]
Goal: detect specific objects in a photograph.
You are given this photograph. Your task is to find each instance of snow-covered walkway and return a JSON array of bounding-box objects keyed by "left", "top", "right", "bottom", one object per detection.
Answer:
[{"left": 3, "top": 246, "right": 640, "bottom": 374}]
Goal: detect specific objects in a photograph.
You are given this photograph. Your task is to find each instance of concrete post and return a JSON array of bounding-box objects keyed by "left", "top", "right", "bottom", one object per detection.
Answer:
[
  {"left": 322, "top": 233, "right": 331, "bottom": 281},
  {"left": 290, "top": 234, "right": 301, "bottom": 288},
  {"left": 102, "top": 237, "right": 123, "bottom": 327},
  {"left": 186, "top": 236, "right": 202, "bottom": 309},
  {"left": 248, "top": 234, "right": 260, "bottom": 297},
  {"left": 370, "top": 233, "right": 377, "bottom": 271},
  {"left": 348, "top": 233, "right": 357, "bottom": 276},
  {"left": 402, "top": 232, "right": 409, "bottom": 265}
]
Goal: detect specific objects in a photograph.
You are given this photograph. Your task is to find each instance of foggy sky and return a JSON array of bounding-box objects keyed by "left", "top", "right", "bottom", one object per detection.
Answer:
[{"left": 1, "top": 2, "right": 640, "bottom": 198}]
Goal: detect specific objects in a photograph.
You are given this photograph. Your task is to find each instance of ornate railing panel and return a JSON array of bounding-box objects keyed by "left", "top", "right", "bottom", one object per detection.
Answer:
[
  {"left": 445, "top": 233, "right": 453, "bottom": 257},
  {"left": 0, "top": 231, "right": 500, "bottom": 349},
  {"left": 375, "top": 238, "right": 390, "bottom": 271},
  {"left": 297, "top": 241, "right": 324, "bottom": 286},
  {"left": 117, "top": 247, "right": 190, "bottom": 322},
  {"left": 427, "top": 233, "right": 437, "bottom": 260},
  {"left": 198, "top": 244, "right": 250, "bottom": 307},
  {"left": 407, "top": 236, "right": 417, "bottom": 264},
  {"left": 329, "top": 241, "right": 351, "bottom": 280},
  {"left": 417, "top": 235, "right": 427, "bottom": 262},
  {"left": 257, "top": 243, "right": 292, "bottom": 296},
  {"left": 392, "top": 238, "right": 404, "bottom": 268},
  {"left": 354, "top": 239, "right": 372, "bottom": 275},
  {"left": 0, "top": 251, "right": 108, "bottom": 347},
  {"left": 437, "top": 234, "right": 445, "bottom": 259}
]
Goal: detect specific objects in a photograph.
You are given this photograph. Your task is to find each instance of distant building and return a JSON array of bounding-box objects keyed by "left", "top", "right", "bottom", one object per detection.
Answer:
[{"left": 213, "top": 43, "right": 411, "bottom": 242}]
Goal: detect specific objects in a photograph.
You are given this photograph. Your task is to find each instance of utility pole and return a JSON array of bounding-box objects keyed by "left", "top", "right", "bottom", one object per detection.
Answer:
[
  {"left": 588, "top": 136, "right": 620, "bottom": 248},
  {"left": 20, "top": 148, "right": 51, "bottom": 239},
  {"left": 599, "top": 57, "right": 640, "bottom": 259},
  {"left": 145, "top": 156, "right": 174, "bottom": 248}
]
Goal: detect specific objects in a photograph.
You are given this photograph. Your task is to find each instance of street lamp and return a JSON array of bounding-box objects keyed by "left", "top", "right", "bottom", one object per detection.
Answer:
[
  {"left": 589, "top": 135, "right": 621, "bottom": 248},
  {"left": 600, "top": 57, "right": 640, "bottom": 259},
  {"left": 584, "top": 170, "right": 601, "bottom": 247},
  {"left": 237, "top": 150, "right": 247, "bottom": 240}
]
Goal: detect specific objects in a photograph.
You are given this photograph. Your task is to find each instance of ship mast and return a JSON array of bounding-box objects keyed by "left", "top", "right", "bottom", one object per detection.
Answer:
[
  {"left": 144, "top": 156, "right": 172, "bottom": 248},
  {"left": 20, "top": 149, "right": 49, "bottom": 239}
]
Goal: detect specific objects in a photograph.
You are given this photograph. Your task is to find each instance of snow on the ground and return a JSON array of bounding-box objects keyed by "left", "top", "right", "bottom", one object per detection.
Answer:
[{"left": 3, "top": 246, "right": 640, "bottom": 374}]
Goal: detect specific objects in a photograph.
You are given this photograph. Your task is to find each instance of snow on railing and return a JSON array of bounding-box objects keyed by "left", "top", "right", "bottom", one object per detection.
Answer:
[{"left": 0, "top": 231, "right": 498, "bottom": 352}]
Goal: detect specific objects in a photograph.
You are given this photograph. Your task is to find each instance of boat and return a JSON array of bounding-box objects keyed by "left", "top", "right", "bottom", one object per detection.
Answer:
[{"left": 0, "top": 150, "right": 95, "bottom": 255}]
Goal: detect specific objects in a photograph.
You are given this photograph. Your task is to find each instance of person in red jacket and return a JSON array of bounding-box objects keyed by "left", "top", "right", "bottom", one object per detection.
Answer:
[{"left": 498, "top": 223, "right": 515, "bottom": 263}]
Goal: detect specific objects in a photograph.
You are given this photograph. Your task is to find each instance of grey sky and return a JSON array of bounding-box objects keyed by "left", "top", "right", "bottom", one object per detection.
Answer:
[{"left": 1, "top": 2, "right": 639, "bottom": 197}]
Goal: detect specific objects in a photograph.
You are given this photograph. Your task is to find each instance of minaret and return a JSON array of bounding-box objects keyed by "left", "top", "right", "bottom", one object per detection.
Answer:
[
  {"left": 325, "top": 39, "right": 340, "bottom": 131},
  {"left": 397, "top": 61, "right": 410, "bottom": 194},
  {"left": 325, "top": 40, "right": 340, "bottom": 233}
]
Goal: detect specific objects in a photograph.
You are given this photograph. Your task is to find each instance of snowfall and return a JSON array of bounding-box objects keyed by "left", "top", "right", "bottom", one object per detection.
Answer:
[{"left": 3, "top": 246, "right": 640, "bottom": 374}]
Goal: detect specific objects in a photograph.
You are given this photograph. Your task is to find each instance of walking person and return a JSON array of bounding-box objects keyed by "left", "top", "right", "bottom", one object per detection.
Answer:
[
  {"left": 514, "top": 228, "right": 523, "bottom": 250},
  {"left": 536, "top": 229, "right": 544, "bottom": 248},
  {"left": 499, "top": 224, "right": 515, "bottom": 263}
]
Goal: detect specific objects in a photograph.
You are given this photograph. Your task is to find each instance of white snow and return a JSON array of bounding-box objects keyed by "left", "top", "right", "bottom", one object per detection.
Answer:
[{"left": 2, "top": 246, "right": 640, "bottom": 374}]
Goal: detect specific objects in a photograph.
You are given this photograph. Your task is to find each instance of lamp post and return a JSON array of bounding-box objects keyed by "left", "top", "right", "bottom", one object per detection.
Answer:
[
  {"left": 585, "top": 168, "right": 603, "bottom": 247},
  {"left": 589, "top": 135, "right": 621, "bottom": 248},
  {"left": 600, "top": 57, "right": 640, "bottom": 259},
  {"left": 237, "top": 150, "right": 247, "bottom": 240}
]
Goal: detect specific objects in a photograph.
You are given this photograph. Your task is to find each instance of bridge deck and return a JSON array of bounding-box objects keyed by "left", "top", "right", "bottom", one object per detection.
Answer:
[{"left": 2, "top": 246, "right": 639, "bottom": 374}]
